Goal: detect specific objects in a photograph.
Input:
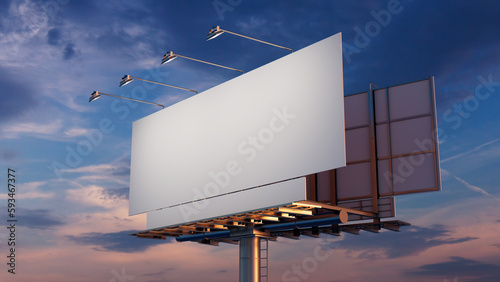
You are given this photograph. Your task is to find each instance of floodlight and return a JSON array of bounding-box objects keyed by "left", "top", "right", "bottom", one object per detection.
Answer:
[
  {"left": 89, "top": 91, "right": 102, "bottom": 102},
  {"left": 161, "top": 51, "right": 177, "bottom": 65},
  {"left": 120, "top": 75, "right": 134, "bottom": 87},
  {"left": 119, "top": 75, "right": 198, "bottom": 93},
  {"left": 88, "top": 91, "right": 164, "bottom": 108},
  {"left": 206, "top": 26, "right": 224, "bottom": 40},
  {"left": 206, "top": 25, "right": 293, "bottom": 52},
  {"left": 161, "top": 51, "right": 244, "bottom": 73}
]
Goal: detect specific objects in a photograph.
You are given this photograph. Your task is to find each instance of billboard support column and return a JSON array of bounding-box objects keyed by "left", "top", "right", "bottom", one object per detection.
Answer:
[{"left": 239, "top": 236, "right": 260, "bottom": 282}]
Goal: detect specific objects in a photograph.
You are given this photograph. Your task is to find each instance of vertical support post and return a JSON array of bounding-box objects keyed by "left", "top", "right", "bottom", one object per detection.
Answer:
[
  {"left": 429, "top": 76, "right": 441, "bottom": 191},
  {"left": 368, "top": 83, "right": 380, "bottom": 222},
  {"left": 385, "top": 86, "right": 394, "bottom": 195},
  {"left": 329, "top": 170, "right": 337, "bottom": 206},
  {"left": 240, "top": 237, "right": 260, "bottom": 282},
  {"left": 306, "top": 174, "right": 317, "bottom": 201}
]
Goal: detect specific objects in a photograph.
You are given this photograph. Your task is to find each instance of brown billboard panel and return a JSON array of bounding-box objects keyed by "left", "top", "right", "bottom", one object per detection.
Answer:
[
  {"left": 310, "top": 77, "right": 440, "bottom": 220},
  {"left": 374, "top": 78, "right": 440, "bottom": 197}
]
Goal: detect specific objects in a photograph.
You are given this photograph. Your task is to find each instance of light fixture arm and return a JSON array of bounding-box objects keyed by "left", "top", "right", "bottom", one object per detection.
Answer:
[
  {"left": 175, "top": 54, "right": 244, "bottom": 73},
  {"left": 96, "top": 92, "right": 164, "bottom": 108},
  {"left": 130, "top": 76, "right": 198, "bottom": 93},
  {"left": 220, "top": 28, "right": 293, "bottom": 52}
]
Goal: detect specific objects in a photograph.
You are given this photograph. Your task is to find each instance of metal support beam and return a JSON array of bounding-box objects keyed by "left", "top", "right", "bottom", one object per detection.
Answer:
[
  {"left": 239, "top": 237, "right": 260, "bottom": 282},
  {"left": 260, "top": 216, "right": 345, "bottom": 231},
  {"left": 278, "top": 231, "right": 300, "bottom": 240},
  {"left": 330, "top": 169, "right": 337, "bottom": 205},
  {"left": 341, "top": 227, "right": 360, "bottom": 235},
  {"left": 294, "top": 200, "right": 376, "bottom": 217},
  {"left": 176, "top": 230, "right": 230, "bottom": 242},
  {"left": 218, "top": 238, "right": 239, "bottom": 245},
  {"left": 306, "top": 174, "right": 317, "bottom": 201},
  {"left": 321, "top": 225, "right": 341, "bottom": 236},
  {"left": 382, "top": 223, "right": 400, "bottom": 232},
  {"left": 368, "top": 83, "right": 380, "bottom": 222}
]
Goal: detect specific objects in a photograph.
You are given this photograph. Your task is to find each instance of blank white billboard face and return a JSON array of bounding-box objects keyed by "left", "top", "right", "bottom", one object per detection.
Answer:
[
  {"left": 130, "top": 33, "right": 345, "bottom": 216},
  {"left": 147, "top": 177, "right": 306, "bottom": 229}
]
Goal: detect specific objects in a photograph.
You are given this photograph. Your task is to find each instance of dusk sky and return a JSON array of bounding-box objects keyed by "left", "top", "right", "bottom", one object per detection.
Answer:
[{"left": 1, "top": 0, "right": 499, "bottom": 281}]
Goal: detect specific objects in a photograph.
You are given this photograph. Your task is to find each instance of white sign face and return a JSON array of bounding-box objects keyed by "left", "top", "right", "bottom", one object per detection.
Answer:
[
  {"left": 146, "top": 177, "right": 306, "bottom": 229},
  {"left": 130, "top": 33, "right": 345, "bottom": 216}
]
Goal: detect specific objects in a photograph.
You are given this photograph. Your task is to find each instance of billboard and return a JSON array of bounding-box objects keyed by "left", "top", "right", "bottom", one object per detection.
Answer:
[
  {"left": 130, "top": 33, "right": 345, "bottom": 216},
  {"left": 139, "top": 77, "right": 439, "bottom": 232}
]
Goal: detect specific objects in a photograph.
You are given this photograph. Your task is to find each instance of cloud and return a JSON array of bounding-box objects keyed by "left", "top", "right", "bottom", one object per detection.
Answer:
[
  {"left": 0, "top": 181, "right": 54, "bottom": 200},
  {"left": 63, "top": 42, "right": 76, "bottom": 60},
  {"left": 408, "top": 256, "right": 500, "bottom": 281},
  {"left": 17, "top": 208, "right": 65, "bottom": 229},
  {"left": 104, "top": 187, "right": 129, "bottom": 200},
  {"left": 47, "top": 28, "right": 61, "bottom": 45},
  {"left": 61, "top": 160, "right": 131, "bottom": 186},
  {"left": 334, "top": 225, "right": 476, "bottom": 259},
  {"left": 442, "top": 169, "right": 500, "bottom": 202},
  {"left": 0, "top": 67, "right": 39, "bottom": 122},
  {"left": 67, "top": 230, "right": 170, "bottom": 253},
  {"left": 0, "top": 1, "right": 60, "bottom": 68},
  {"left": 142, "top": 269, "right": 174, "bottom": 277},
  {"left": 64, "top": 127, "right": 89, "bottom": 137},
  {"left": 62, "top": 164, "right": 118, "bottom": 173},
  {"left": 441, "top": 138, "right": 500, "bottom": 163},
  {"left": 0, "top": 119, "right": 63, "bottom": 139},
  {"left": 0, "top": 149, "right": 18, "bottom": 160},
  {"left": 236, "top": 16, "right": 268, "bottom": 35},
  {"left": 66, "top": 185, "right": 127, "bottom": 208}
]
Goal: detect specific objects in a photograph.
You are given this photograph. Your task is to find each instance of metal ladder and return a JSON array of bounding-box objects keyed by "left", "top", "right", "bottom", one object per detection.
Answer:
[{"left": 260, "top": 238, "right": 269, "bottom": 282}]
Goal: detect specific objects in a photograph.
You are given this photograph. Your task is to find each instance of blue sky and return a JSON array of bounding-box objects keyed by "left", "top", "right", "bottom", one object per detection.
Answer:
[{"left": 0, "top": 0, "right": 499, "bottom": 281}]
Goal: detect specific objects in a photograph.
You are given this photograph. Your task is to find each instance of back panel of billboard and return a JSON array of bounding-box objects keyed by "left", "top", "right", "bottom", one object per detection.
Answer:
[
  {"left": 312, "top": 78, "right": 440, "bottom": 207},
  {"left": 130, "top": 33, "right": 345, "bottom": 215}
]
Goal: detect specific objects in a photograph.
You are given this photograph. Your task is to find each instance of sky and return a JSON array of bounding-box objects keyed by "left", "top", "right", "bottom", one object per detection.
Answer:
[{"left": 0, "top": 0, "right": 499, "bottom": 281}]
